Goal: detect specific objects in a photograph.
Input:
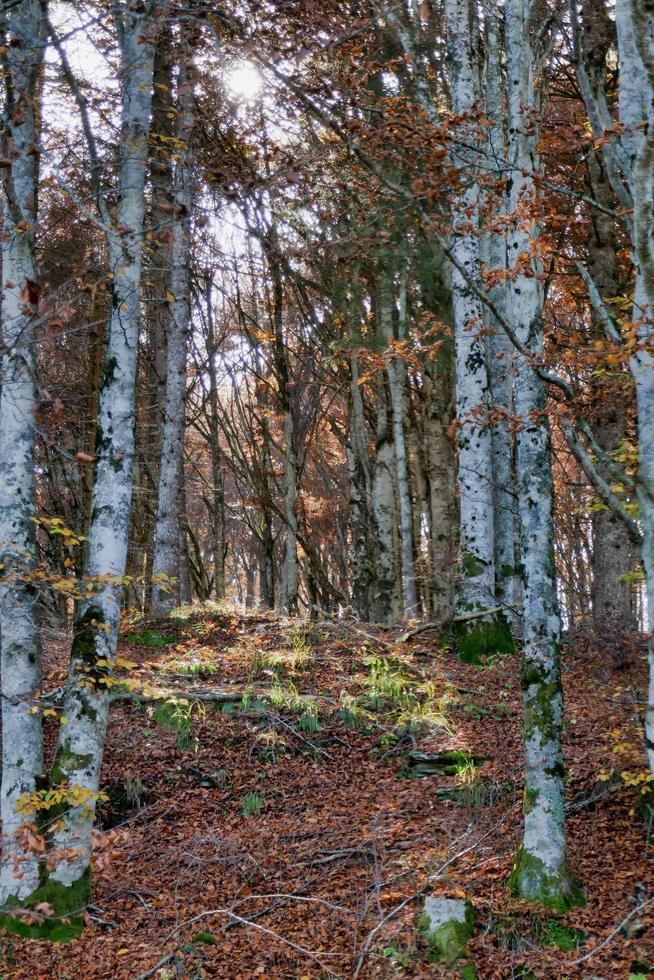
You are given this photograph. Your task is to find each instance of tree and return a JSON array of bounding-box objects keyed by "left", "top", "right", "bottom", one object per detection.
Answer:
[{"left": 0, "top": 0, "right": 47, "bottom": 907}]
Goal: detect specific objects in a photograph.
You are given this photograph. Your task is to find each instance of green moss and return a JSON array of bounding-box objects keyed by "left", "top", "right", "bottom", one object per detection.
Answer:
[
  {"left": 461, "top": 553, "right": 484, "bottom": 579},
  {"left": 50, "top": 746, "right": 94, "bottom": 787},
  {"left": 453, "top": 613, "right": 515, "bottom": 665},
  {"left": 523, "top": 787, "right": 538, "bottom": 814},
  {"left": 0, "top": 869, "right": 91, "bottom": 942},
  {"left": 418, "top": 900, "right": 475, "bottom": 968},
  {"left": 523, "top": 676, "right": 562, "bottom": 744},
  {"left": 126, "top": 629, "right": 174, "bottom": 647},
  {"left": 507, "top": 847, "right": 585, "bottom": 911},
  {"left": 69, "top": 606, "right": 111, "bottom": 690},
  {"left": 539, "top": 920, "right": 586, "bottom": 951}
]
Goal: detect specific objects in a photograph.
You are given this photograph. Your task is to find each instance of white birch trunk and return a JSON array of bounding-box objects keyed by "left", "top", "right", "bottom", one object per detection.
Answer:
[
  {"left": 616, "top": 0, "right": 654, "bottom": 772},
  {"left": 505, "top": 0, "right": 582, "bottom": 907},
  {"left": 46, "top": 7, "right": 157, "bottom": 900},
  {"left": 0, "top": 0, "right": 45, "bottom": 905},
  {"left": 444, "top": 0, "right": 495, "bottom": 610},
  {"left": 484, "top": 3, "right": 518, "bottom": 612},
  {"left": 152, "top": 53, "right": 196, "bottom": 614}
]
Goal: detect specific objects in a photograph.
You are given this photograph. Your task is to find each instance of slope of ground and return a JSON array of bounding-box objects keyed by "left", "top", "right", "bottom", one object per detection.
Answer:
[{"left": 3, "top": 607, "right": 653, "bottom": 978}]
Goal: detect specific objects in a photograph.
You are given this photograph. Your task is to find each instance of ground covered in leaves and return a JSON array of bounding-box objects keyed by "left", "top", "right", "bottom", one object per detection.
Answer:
[{"left": 4, "top": 607, "right": 654, "bottom": 978}]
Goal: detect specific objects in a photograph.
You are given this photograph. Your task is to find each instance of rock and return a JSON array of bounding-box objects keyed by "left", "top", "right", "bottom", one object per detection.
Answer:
[
  {"left": 418, "top": 896, "right": 475, "bottom": 972},
  {"left": 406, "top": 750, "right": 490, "bottom": 778}
]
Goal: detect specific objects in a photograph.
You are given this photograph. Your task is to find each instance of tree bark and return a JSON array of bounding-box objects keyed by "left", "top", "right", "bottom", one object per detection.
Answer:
[
  {"left": 46, "top": 5, "right": 157, "bottom": 907},
  {"left": 484, "top": 2, "right": 518, "bottom": 611},
  {"left": 616, "top": 0, "right": 654, "bottom": 773},
  {"left": 504, "top": 0, "right": 582, "bottom": 908},
  {"left": 348, "top": 349, "right": 372, "bottom": 619},
  {"left": 371, "top": 384, "right": 396, "bottom": 623},
  {"left": 444, "top": 0, "right": 495, "bottom": 610},
  {"left": 379, "top": 267, "right": 418, "bottom": 616},
  {"left": 152, "top": 48, "right": 196, "bottom": 614},
  {"left": 0, "top": 0, "right": 45, "bottom": 905},
  {"left": 205, "top": 277, "right": 226, "bottom": 600}
]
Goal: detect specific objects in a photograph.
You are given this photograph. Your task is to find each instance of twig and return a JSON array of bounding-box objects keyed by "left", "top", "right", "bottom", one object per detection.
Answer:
[
  {"left": 270, "top": 712, "right": 332, "bottom": 757},
  {"left": 135, "top": 906, "right": 342, "bottom": 980},
  {"left": 567, "top": 897, "right": 653, "bottom": 966},
  {"left": 352, "top": 804, "right": 520, "bottom": 976}
]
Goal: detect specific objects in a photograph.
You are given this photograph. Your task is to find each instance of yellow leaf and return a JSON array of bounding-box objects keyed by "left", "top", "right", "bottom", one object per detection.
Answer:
[
  {"left": 116, "top": 948, "right": 130, "bottom": 955},
  {"left": 165, "top": 291, "right": 175, "bottom": 303}
]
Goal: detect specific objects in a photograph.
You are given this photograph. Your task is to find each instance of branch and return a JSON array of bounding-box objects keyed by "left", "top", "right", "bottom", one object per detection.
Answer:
[
  {"left": 576, "top": 263, "right": 624, "bottom": 345},
  {"left": 45, "top": 14, "right": 113, "bottom": 230},
  {"left": 561, "top": 421, "right": 642, "bottom": 546}
]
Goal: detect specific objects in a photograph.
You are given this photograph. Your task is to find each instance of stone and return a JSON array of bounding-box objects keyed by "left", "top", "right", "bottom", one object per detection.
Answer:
[{"left": 418, "top": 896, "right": 476, "bottom": 971}]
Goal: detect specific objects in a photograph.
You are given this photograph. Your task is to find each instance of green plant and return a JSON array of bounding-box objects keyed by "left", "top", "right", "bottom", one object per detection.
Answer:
[
  {"left": 170, "top": 657, "right": 218, "bottom": 678},
  {"left": 382, "top": 945, "right": 413, "bottom": 972},
  {"left": 436, "top": 779, "right": 513, "bottom": 807},
  {"left": 336, "top": 691, "right": 374, "bottom": 729},
  {"left": 242, "top": 791, "right": 264, "bottom": 816},
  {"left": 364, "top": 654, "right": 412, "bottom": 706},
  {"left": 192, "top": 620, "right": 213, "bottom": 637},
  {"left": 297, "top": 699, "right": 320, "bottom": 735},
  {"left": 243, "top": 647, "right": 278, "bottom": 681},
  {"left": 124, "top": 771, "right": 146, "bottom": 809},
  {"left": 395, "top": 697, "right": 453, "bottom": 738},
  {"left": 152, "top": 698, "right": 203, "bottom": 752},
  {"left": 127, "top": 629, "right": 174, "bottom": 648}
]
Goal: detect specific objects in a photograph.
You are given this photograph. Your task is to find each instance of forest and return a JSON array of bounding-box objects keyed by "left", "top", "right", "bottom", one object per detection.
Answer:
[{"left": 0, "top": 0, "right": 654, "bottom": 976}]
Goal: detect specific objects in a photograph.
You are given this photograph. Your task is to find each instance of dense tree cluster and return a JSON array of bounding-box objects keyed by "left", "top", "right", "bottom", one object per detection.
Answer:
[{"left": 0, "top": 0, "right": 653, "bottom": 942}]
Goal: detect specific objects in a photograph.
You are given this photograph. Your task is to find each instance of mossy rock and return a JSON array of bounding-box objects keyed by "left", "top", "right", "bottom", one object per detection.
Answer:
[
  {"left": 405, "top": 749, "right": 490, "bottom": 779},
  {"left": 418, "top": 896, "right": 475, "bottom": 970},
  {"left": 452, "top": 613, "right": 515, "bottom": 665},
  {"left": 0, "top": 870, "right": 91, "bottom": 941}
]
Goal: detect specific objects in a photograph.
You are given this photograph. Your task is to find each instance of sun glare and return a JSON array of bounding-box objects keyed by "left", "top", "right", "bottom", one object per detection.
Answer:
[{"left": 227, "top": 64, "right": 262, "bottom": 100}]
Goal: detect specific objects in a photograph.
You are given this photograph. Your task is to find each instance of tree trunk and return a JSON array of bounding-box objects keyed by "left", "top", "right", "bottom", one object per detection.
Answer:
[
  {"left": 0, "top": 0, "right": 45, "bottom": 906},
  {"left": 45, "top": 6, "right": 157, "bottom": 914},
  {"left": 282, "top": 406, "right": 299, "bottom": 614},
  {"left": 616, "top": 0, "right": 654, "bottom": 773},
  {"left": 444, "top": 0, "right": 495, "bottom": 610},
  {"left": 152, "top": 50, "right": 195, "bottom": 614},
  {"left": 143, "top": 37, "right": 174, "bottom": 611},
  {"left": 267, "top": 232, "right": 299, "bottom": 615},
  {"left": 259, "top": 516, "right": 275, "bottom": 610},
  {"left": 348, "top": 349, "right": 371, "bottom": 619},
  {"left": 379, "top": 268, "right": 418, "bottom": 616},
  {"left": 371, "top": 385, "right": 396, "bottom": 623},
  {"left": 484, "top": 2, "right": 518, "bottom": 611},
  {"left": 205, "top": 278, "right": 226, "bottom": 600},
  {"left": 504, "top": 0, "right": 582, "bottom": 908},
  {"left": 423, "top": 356, "right": 457, "bottom": 622}
]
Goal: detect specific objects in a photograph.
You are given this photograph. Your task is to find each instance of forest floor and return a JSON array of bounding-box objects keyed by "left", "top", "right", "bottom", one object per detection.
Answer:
[{"left": 4, "top": 606, "right": 654, "bottom": 979}]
